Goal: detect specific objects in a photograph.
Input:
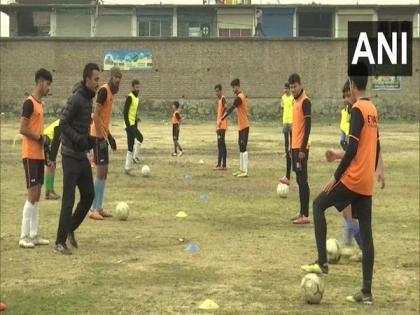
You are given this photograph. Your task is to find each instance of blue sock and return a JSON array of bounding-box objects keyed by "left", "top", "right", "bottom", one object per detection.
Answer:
[
  {"left": 91, "top": 179, "right": 105, "bottom": 211},
  {"left": 90, "top": 179, "right": 100, "bottom": 211},
  {"left": 349, "top": 220, "right": 363, "bottom": 249},
  {"left": 343, "top": 219, "right": 353, "bottom": 246},
  {"left": 96, "top": 180, "right": 106, "bottom": 210}
]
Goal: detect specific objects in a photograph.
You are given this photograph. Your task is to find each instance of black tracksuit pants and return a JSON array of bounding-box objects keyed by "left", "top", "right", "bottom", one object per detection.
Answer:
[{"left": 56, "top": 155, "right": 94, "bottom": 245}]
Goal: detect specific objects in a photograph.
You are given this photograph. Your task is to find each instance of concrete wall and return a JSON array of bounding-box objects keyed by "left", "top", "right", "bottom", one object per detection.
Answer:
[{"left": 0, "top": 38, "right": 419, "bottom": 121}]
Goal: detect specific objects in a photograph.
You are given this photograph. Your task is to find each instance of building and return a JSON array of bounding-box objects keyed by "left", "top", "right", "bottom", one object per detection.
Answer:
[{"left": 1, "top": 2, "right": 419, "bottom": 38}]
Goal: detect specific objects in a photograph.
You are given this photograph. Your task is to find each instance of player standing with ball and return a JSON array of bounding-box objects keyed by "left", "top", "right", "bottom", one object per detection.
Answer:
[
  {"left": 302, "top": 63, "right": 385, "bottom": 304},
  {"left": 55, "top": 63, "right": 100, "bottom": 255}
]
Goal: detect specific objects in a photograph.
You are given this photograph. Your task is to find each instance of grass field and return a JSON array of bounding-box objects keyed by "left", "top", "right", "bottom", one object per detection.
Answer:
[{"left": 1, "top": 119, "right": 419, "bottom": 315}]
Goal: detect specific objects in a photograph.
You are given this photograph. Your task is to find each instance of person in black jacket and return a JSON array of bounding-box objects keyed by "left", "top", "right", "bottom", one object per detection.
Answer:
[{"left": 54, "top": 63, "right": 100, "bottom": 255}]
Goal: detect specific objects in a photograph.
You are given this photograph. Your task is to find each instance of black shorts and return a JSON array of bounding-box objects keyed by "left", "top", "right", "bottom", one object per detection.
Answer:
[
  {"left": 291, "top": 148, "right": 309, "bottom": 171},
  {"left": 314, "top": 181, "right": 372, "bottom": 219},
  {"left": 282, "top": 123, "right": 292, "bottom": 134},
  {"left": 238, "top": 127, "right": 249, "bottom": 149},
  {"left": 23, "top": 158, "right": 44, "bottom": 188},
  {"left": 93, "top": 138, "right": 109, "bottom": 166},
  {"left": 173, "top": 124, "right": 180, "bottom": 141}
]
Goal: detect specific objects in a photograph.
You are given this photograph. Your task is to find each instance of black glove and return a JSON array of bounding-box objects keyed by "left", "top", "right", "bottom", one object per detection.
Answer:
[
  {"left": 97, "top": 138, "right": 108, "bottom": 150},
  {"left": 76, "top": 136, "right": 89, "bottom": 152},
  {"left": 108, "top": 134, "right": 117, "bottom": 151}
]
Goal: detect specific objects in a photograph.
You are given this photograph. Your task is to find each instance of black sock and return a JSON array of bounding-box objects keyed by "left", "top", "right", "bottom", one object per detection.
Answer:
[
  {"left": 299, "top": 181, "right": 310, "bottom": 217},
  {"left": 222, "top": 143, "right": 227, "bottom": 167},
  {"left": 217, "top": 142, "right": 222, "bottom": 166},
  {"left": 359, "top": 209, "right": 374, "bottom": 295},
  {"left": 286, "top": 153, "right": 291, "bottom": 179},
  {"left": 313, "top": 197, "right": 328, "bottom": 265}
]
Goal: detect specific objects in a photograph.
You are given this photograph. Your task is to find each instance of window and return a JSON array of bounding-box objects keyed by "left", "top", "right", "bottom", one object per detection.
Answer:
[
  {"left": 240, "top": 29, "right": 252, "bottom": 37},
  {"left": 219, "top": 28, "right": 252, "bottom": 37},
  {"left": 161, "top": 20, "right": 172, "bottom": 37},
  {"left": 56, "top": 8, "right": 91, "bottom": 37},
  {"left": 298, "top": 11, "right": 333, "bottom": 37},
  {"left": 150, "top": 21, "right": 161, "bottom": 36},
  {"left": 336, "top": 10, "right": 376, "bottom": 38},
  {"left": 261, "top": 8, "right": 294, "bottom": 38},
  {"left": 219, "top": 28, "right": 230, "bottom": 37},
  {"left": 138, "top": 17, "right": 172, "bottom": 37},
  {"left": 139, "top": 21, "right": 150, "bottom": 37},
  {"left": 17, "top": 9, "right": 50, "bottom": 36},
  {"left": 177, "top": 8, "right": 215, "bottom": 37},
  {"left": 188, "top": 22, "right": 202, "bottom": 37},
  {"left": 230, "top": 29, "right": 241, "bottom": 37}
]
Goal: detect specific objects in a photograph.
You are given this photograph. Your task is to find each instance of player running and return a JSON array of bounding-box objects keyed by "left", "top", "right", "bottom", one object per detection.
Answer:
[{"left": 123, "top": 79, "right": 143, "bottom": 174}]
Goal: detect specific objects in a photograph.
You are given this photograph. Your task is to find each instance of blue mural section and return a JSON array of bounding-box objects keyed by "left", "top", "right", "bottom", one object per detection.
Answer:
[{"left": 103, "top": 50, "right": 153, "bottom": 70}]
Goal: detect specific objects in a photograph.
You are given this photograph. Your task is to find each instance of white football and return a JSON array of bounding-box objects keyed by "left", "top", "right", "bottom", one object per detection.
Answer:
[
  {"left": 277, "top": 183, "right": 289, "bottom": 198},
  {"left": 327, "top": 238, "right": 341, "bottom": 264},
  {"left": 141, "top": 165, "right": 151, "bottom": 177},
  {"left": 115, "top": 202, "right": 129, "bottom": 221},
  {"left": 301, "top": 273, "right": 325, "bottom": 304}
]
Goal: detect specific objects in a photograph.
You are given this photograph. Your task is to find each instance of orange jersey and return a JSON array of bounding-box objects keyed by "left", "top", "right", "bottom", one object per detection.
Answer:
[
  {"left": 22, "top": 96, "right": 44, "bottom": 160},
  {"left": 292, "top": 91, "right": 310, "bottom": 149},
  {"left": 91, "top": 83, "right": 114, "bottom": 138},
  {"left": 341, "top": 99, "right": 378, "bottom": 196},
  {"left": 217, "top": 96, "right": 227, "bottom": 130},
  {"left": 172, "top": 110, "right": 180, "bottom": 125},
  {"left": 236, "top": 92, "right": 249, "bottom": 131}
]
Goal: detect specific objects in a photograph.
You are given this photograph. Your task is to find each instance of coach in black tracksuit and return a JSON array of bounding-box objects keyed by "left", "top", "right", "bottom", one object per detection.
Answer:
[{"left": 55, "top": 63, "right": 100, "bottom": 255}]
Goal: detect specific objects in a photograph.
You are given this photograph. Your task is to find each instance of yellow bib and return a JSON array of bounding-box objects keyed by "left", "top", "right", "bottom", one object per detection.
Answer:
[
  {"left": 128, "top": 92, "right": 139, "bottom": 126},
  {"left": 282, "top": 94, "right": 294, "bottom": 124},
  {"left": 340, "top": 106, "right": 350, "bottom": 136},
  {"left": 44, "top": 119, "right": 60, "bottom": 141}
]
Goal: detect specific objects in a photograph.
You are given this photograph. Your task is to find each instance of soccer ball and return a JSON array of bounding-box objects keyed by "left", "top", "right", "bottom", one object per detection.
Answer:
[
  {"left": 141, "top": 165, "right": 150, "bottom": 177},
  {"left": 276, "top": 183, "right": 289, "bottom": 198},
  {"left": 115, "top": 202, "right": 129, "bottom": 221},
  {"left": 327, "top": 238, "right": 341, "bottom": 264},
  {"left": 301, "top": 273, "right": 325, "bottom": 304}
]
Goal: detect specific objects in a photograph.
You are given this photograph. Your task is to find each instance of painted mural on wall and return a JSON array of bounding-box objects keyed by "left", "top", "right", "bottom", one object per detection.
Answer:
[
  {"left": 372, "top": 76, "right": 401, "bottom": 90},
  {"left": 103, "top": 50, "right": 153, "bottom": 70}
]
